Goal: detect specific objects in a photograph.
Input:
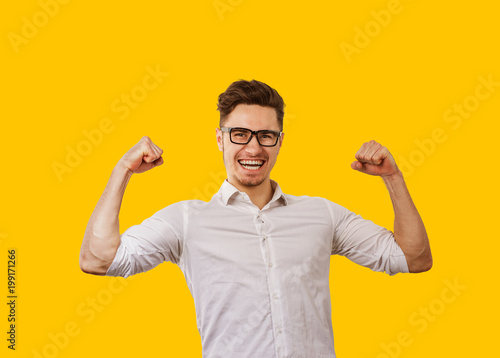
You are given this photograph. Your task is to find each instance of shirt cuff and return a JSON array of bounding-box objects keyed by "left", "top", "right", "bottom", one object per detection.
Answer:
[
  {"left": 104, "top": 243, "right": 130, "bottom": 277},
  {"left": 387, "top": 244, "right": 410, "bottom": 276}
]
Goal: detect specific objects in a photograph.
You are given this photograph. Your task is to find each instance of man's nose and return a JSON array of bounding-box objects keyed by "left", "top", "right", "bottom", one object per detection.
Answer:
[{"left": 244, "top": 134, "right": 262, "bottom": 154}]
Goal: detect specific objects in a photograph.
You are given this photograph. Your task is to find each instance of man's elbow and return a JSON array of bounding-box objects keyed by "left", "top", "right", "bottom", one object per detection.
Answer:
[
  {"left": 79, "top": 255, "right": 108, "bottom": 276},
  {"left": 408, "top": 254, "right": 433, "bottom": 273}
]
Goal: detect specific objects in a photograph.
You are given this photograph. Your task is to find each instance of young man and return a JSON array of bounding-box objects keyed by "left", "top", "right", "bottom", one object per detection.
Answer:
[{"left": 79, "top": 79, "right": 432, "bottom": 357}]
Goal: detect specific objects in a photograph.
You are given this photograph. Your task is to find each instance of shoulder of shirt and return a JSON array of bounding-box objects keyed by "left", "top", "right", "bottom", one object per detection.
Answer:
[
  {"left": 282, "top": 192, "right": 336, "bottom": 206},
  {"left": 150, "top": 199, "right": 213, "bottom": 218},
  {"left": 281, "top": 193, "right": 352, "bottom": 214}
]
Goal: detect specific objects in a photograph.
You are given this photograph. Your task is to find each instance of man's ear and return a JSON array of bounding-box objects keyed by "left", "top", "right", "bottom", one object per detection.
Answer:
[
  {"left": 216, "top": 128, "right": 223, "bottom": 152},
  {"left": 278, "top": 132, "right": 284, "bottom": 148}
]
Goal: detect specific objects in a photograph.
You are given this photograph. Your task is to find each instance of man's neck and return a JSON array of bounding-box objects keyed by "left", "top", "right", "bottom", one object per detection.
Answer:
[{"left": 229, "top": 178, "right": 275, "bottom": 210}]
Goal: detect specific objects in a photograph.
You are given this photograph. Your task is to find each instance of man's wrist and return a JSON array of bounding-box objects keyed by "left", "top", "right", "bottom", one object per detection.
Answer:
[
  {"left": 112, "top": 162, "right": 134, "bottom": 185},
  {"left": 381, "top": 169, "right": 404, "bottom": 186},
  {"left": 114, "top": 161, "right": 134, "bottom": 177}
]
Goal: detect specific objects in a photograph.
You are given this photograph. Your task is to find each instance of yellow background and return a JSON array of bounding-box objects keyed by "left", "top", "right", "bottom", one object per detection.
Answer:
[{"left": 1, "top": 0, "right": 498, "bottom": 357}]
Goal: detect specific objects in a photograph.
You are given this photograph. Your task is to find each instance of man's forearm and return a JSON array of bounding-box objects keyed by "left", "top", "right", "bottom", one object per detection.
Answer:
[
  {"left": 79, "top": 164, "right": 133, "bottom": 275},
  {"left": 79, "top": 136, "right": 164, "bottom": 275},
  {"left": 382, "top": 171, "right": 432, "bottom": 273}
]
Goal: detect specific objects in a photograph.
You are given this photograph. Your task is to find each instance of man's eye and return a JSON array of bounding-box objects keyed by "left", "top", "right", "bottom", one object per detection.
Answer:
[{"left": 260, "top": 132, "right": 276, "bottom": 139}]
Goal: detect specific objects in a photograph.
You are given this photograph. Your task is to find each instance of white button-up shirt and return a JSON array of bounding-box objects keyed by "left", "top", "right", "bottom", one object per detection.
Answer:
[{"left": 106, "top": 179, "right": 409, "bottom": 357}]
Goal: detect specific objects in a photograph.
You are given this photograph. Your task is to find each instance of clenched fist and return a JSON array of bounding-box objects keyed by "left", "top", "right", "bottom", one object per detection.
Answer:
[
  {"left": 351, "top": 140, "right": 400, "bottom": 178},
  {"left": 118, "top": 136, "right": 164, "bottom": 174}
]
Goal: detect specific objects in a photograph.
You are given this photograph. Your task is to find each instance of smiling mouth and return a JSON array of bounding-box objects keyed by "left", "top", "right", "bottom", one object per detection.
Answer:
[{"left": 238, "top": 159, "right": 264, "bottom": 171}]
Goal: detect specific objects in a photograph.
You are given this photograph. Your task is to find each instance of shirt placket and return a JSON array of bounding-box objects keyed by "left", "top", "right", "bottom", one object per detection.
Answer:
[{"left": 255, "top": 209, "right": 285, "bottom": 358}]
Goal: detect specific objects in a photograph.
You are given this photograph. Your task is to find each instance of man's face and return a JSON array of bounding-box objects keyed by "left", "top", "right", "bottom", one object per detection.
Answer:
[{"left": 216, "top": 104, "right": 284, "bottom": 189}]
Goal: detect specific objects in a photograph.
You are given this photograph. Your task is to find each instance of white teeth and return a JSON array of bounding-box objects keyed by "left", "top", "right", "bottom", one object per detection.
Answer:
[
  {"left": 239, "top": 160, "right": 263, "bottom": 165},
  {"left": 241, "top": 165, "right": 261, "bottom": 170},
  {"left": 239, "top": 160, "right": 264, "bottom": 170}
]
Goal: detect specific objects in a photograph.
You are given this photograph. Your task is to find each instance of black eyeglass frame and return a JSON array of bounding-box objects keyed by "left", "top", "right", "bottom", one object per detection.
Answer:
[{"left": 220, "top": 127, "right": 283, "bottom": 147}]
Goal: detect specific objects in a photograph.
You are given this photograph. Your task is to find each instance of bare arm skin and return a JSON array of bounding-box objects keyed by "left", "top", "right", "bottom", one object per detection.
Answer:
[
  {"left": 351, "top": 140, "right": 433, "bottom": 273},
  {"left": 79, "top": 136, "right": 164, "bottom": 275}
]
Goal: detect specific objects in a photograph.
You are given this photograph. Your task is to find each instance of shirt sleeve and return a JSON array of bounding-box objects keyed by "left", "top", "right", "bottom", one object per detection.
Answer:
[
  {"left": 325, "top": 199, "right": 409, "bottom": 276},
  {"left": 104, "top": 206, "right": 183, "bottom": 278}
]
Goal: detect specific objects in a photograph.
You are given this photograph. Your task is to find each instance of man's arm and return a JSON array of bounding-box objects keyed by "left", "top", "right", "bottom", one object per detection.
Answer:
[
  {"left": 79, "top": 136, "right": 164, "bottom": 275},
  {"left": 351, "top": 140, "right": 432, "bottom": 273}
]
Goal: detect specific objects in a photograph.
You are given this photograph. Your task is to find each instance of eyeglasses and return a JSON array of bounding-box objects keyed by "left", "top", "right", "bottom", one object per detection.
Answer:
[{"left": 220, "top": 127, "right": 283, "bottom": 147}]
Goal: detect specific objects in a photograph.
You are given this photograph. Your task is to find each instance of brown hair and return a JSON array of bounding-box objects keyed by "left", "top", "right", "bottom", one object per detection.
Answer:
[{"left": 217, "top": 79, "right": 285, "bottom": 130}]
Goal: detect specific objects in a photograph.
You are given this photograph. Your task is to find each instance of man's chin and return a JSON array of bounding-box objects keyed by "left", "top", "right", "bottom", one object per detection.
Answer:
[{"left": 235, "top": 175, "right": 266, "bottom": 188}]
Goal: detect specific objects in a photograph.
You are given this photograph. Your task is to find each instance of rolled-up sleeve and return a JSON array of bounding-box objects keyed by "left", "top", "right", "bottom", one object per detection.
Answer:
[
  {"left": 326, "top": 200, "right": 409, "bottom": 276},
  {"left": 105, "top": 210, "right": 182, "bottom": 278}
]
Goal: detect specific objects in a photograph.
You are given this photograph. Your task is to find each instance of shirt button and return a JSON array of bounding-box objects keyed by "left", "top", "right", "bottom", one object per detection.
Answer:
[
  {"left": 273, "top": 292, "right": 280, "bottom": 299},
  {"left": 263, "top": 236, "right": 267, "bottom": 240},
  {"left": 276, "top": 327, "right": 282, "bottom": 334},
  {"left": 268, "top": 262, "right": 273, "bottom": 267}
]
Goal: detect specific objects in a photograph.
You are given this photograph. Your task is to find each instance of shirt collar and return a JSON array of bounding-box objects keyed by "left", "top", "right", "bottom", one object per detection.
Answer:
[{"left": 218, "top": 179, "right": 288, "bottom": 207}]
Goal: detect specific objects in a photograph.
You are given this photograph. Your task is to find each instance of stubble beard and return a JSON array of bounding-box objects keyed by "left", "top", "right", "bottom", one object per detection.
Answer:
[{"left": 234, "top": 172, "right": 266, "bottom": 188}]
